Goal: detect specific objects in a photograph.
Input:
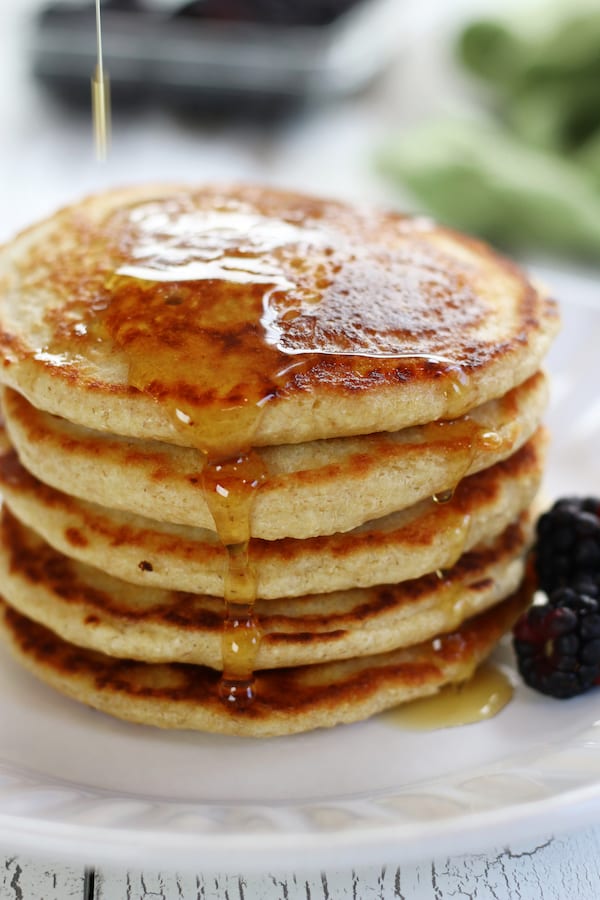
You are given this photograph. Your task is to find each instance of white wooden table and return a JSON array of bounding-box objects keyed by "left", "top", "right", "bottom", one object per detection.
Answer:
[
  {"left": 3, "top": 827, "right": 600, "bottom": 899},
  {"left": 1, "top": 2, "right": 599, "bottom": 896}
]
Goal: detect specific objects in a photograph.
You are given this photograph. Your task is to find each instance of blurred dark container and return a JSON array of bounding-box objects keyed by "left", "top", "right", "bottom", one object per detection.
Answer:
[{"left": 31, "top": 0, "right": 402, "bottom": 113}]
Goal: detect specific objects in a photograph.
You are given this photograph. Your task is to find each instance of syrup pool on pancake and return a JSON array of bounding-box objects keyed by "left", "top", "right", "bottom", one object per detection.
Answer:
[{"left": 45, "top": 192, "right": 487, "bottom": 452}]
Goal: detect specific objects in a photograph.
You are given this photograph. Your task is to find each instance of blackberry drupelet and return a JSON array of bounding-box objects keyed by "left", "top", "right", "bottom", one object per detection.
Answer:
[
  {"left": 536, "top": 496, "right": 600, "bottom": 594},
  {"left": 514, "top": 586, "right": 600, "bottom": 698}
]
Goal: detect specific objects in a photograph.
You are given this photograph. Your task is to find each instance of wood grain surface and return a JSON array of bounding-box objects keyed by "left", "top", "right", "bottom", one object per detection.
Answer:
[{"left": 3, "top": 826, "right": 600, "bottom": 899}]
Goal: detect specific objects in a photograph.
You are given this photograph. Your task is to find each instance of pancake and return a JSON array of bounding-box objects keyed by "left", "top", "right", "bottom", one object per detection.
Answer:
[
  {"left": 1, "top": 371, "right": 548, "bottom": 539},
  {"left": 0, "top": 184, "right": 559, "bottom": 451},
  {"left": 0, "top": 588, "right": 529, "bottom": 737},
  {"left": 0, "top": 506, "right": 531, "bottom": 668},
  {"left": 0, "top": 430, "right": 546, "bottom": 599}
]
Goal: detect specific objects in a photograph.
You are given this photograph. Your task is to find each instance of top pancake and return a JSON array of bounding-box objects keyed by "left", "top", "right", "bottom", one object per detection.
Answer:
[{"left": 0, "top": 184, "right": 559, "bottom": 452}]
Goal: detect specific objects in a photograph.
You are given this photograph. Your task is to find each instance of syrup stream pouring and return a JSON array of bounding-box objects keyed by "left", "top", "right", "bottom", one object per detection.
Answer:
[{"left": 92, "top": 0, "right": 110, "bottom": 161}]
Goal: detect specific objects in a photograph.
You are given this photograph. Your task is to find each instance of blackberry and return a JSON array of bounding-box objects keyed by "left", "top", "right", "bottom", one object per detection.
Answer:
[
  {"left": 514, "top": 587, "right": 600, "bottom": 698},
  {"left": 536, "top": 496, "right": 600, "bottom": 594}
]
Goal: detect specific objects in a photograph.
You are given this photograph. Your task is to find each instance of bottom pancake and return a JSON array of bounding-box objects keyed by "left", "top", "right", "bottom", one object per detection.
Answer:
[{"left": 0, "top": 590, "right": 530, "bottom": 738}]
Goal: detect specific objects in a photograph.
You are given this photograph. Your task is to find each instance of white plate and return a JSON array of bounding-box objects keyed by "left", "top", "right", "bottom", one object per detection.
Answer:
[{"left": 0, "top": 266, "right": 599, "bottom": 872}]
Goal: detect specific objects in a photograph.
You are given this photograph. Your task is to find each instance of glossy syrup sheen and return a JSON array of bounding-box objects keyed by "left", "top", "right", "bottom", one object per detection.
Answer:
[
  {"left": 33, "top": 192, "right": 497, "bottom": 709},
  {"left": 38, "top": 191, "right": 494, "bottom": 454},
  {"left": 383, "top": 663, "right": 514, "bottom": 730}
]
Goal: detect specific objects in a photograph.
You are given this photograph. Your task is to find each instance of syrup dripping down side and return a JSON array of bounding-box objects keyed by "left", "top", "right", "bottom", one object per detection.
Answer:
[
  {"left": 92, "top": 0, "right": 110, "bottom": 160},
  {"left": 424, "top": 408, "right": 512, "bottom": 577},
  {"left": 95, "top": 211, "right": 316, "bottom": 709},
  {"left": 201, "top": 452, "right": 268, "bottom": 709}
]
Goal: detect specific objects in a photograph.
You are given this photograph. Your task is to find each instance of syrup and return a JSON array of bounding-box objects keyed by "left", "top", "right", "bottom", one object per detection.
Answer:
[
  {"left": 383, "top": 663, "right": 513, "bottom": 730},
  {"left": 423, "top": 414, "right": 509, "bottom": 581},
  {"left": 432, "top": 488, "right": 454, "bottom": 505},
  {"left": 201, "top": 453, "right": 267, "bottom": 704},
  {"left": 437, "top": 578, "right": 471, "bottom": 632},
  {"left": 92, "top": 0, "right": 110, "bottom": 160},
  {"left": 423, "top": 416, "right": 505, "bottom": 510},
  {"left": 442, "top": 511, "right": 472, "bottom": 570}
]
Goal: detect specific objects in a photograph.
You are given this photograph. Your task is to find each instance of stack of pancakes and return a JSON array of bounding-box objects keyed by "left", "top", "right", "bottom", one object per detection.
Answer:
[{"left": 0, "top": 185, "right": 559, "bottom": 737}]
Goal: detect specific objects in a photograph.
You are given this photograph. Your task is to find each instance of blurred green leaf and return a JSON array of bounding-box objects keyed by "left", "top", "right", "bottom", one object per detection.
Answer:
[
  {"left": 459, "top": 10, "right": 600, "bottom": 152},
  {"left": 458, "top": 21, "right": 525, "bottom": 86},
  {"left": 378, "top": 120, "right": 600, "bottom": 257},
  {"left": 379, "top": 6, "right": 600, "bottom": 257}
]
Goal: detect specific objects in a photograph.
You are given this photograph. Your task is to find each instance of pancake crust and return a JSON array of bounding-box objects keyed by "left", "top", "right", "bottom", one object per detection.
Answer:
[
  {"left": 0, "top": 184, "right": 559, "bottom": 449},
  {"left": 0, "top": 506, "right": 531, "bottom": 668},
  {"left": 1, "top": 371, "right": 548, "bottom": 539},
  {"left": 0, "top": 589, "right": 529, "bottom": 737},
  {"left": 0, "top": 431, "right": 546, "bottom": 598}
]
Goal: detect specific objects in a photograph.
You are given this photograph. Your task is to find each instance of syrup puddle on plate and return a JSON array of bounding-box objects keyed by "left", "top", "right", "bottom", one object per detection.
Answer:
[{"left": 382, "top": 663, "right": 514, "bottom": 731}]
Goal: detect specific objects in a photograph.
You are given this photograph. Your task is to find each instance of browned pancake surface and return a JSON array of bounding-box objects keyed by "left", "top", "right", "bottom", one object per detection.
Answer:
[
  {"left": 0, "top": 588, "right": 529, "bottom": 736},
  {"left": 0, "top": 184, "right": 559, "bottom": 448}
]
